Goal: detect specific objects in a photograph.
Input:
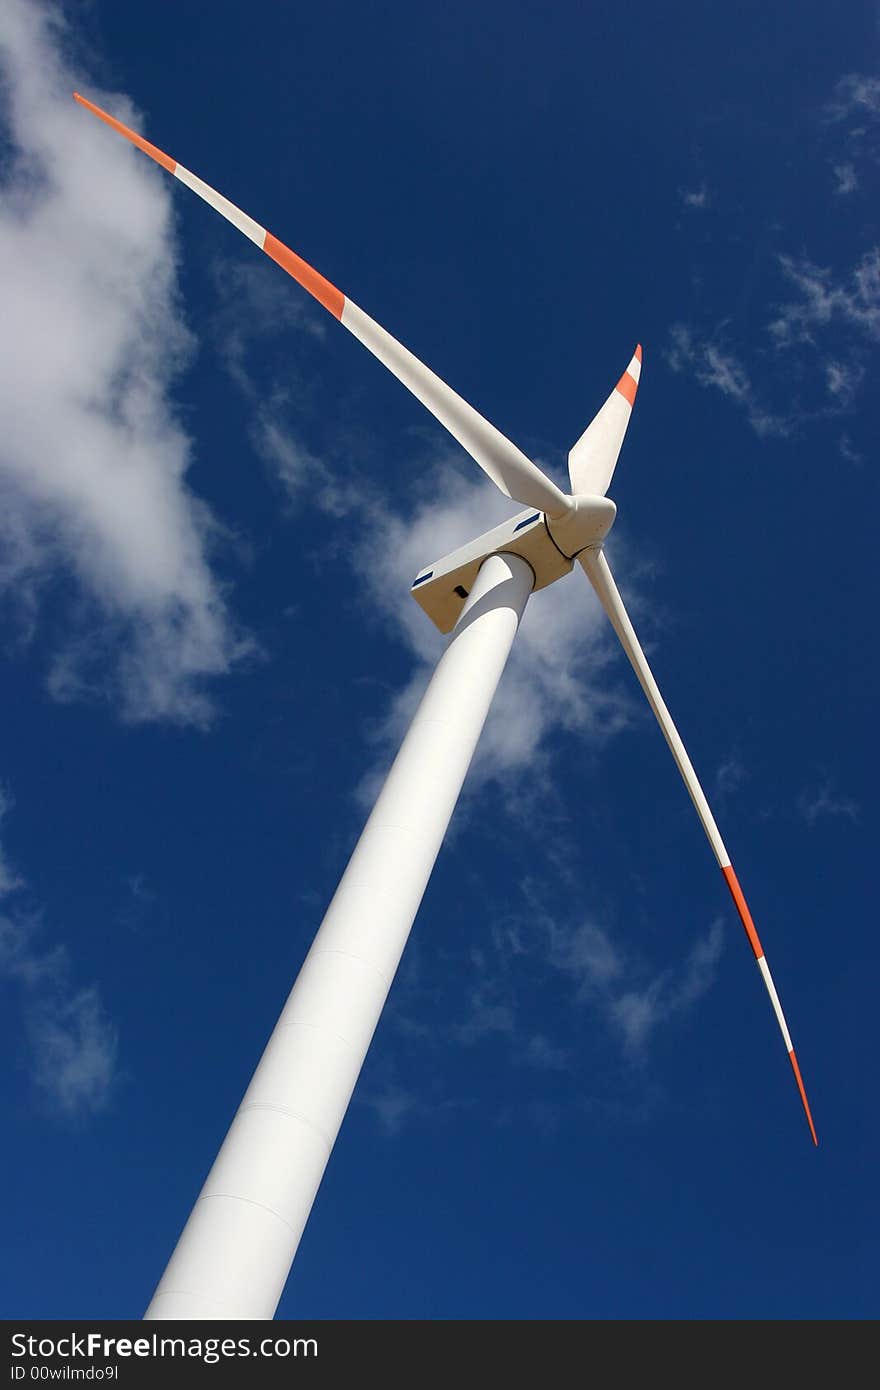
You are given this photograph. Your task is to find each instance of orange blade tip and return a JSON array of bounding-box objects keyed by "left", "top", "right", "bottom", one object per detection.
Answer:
[
  {"left": 634, "top": 343, "right": 643, "bottom": 362},
  {"left": 72, "top": 92, "right": 176, "bottom": 174},
  {"left": 788, "top": 1049, "right": 818, "bottom": 1146}
]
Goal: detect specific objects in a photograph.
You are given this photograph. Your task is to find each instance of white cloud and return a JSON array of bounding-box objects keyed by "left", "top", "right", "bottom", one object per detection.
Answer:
[
  {"left": 0, "top": 787, "right": 118, "bottom": 1117},
  {"left": 798, "top": 782, "right": 859, "bottom": 826},
  {"left": 825, "top": 358, "right": 865, "bottom": 406},
  {"left": 826, "top": 73, "right": 880, "bottom": 122},
  {"left": 381, "top": 886, "right": 724, "bottom": 1118},
  {"left": 822, "top": 74, "right": 880, "bottom": 201},
  {"left": 510, "top": 876, "right": 725, "bottom": 1057},
  {"left": 0, "top": 788, "right": 24, "bottom": 898},
  {"left": 609, "top": 921, "right": 724, "bottom": 1053},
  {"left": 680, "top": 184, "right": 709, "bottom": 209},
  {"left": 544, "top": 913, "right": 625, "bottom": 994},
  {"left": 523, "top": 1033, "right": 570, "bottom": 1069},
  {"left": 0, "top": 0, "right": 249, "bottom": 724},
  {"left": 356, "top": 1082, "right": 421, "bottom": 1134},
  {"left": 669, "top": 72, "right": 880, "bottom": 438},
  {"left": 668, "top": 245, "right": 879, "bottom": 432},
  {"left": 769, "top": 249, "right": 880, "bottom": 347},
  {"left": 26, "top": 987, "right": 118, "bottom": 1118},
  {"left": 832, "top": 163, "right": 858, "bottom": 195},
  {"left": 253, "top": 411, "right": 354, "bottom": 519},
  {"left": 713, "top": 755, "right": 747, "bottom": 803},
  {"left": 119, "top": 873, "right": 156, "bottom": 935},
  {"left": 452, "top": 985, "right": 516, "bottom": 1046},
  {"left": 207, "top": 255, "right": 326, "bottom": 398},
  {"left": 666, "top": 326, "right": 790, "bottom": 437}
]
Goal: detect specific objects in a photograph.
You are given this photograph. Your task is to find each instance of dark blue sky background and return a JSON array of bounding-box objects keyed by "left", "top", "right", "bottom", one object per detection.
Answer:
[{"left": 1, "top": 0, "right": 877, "bottom": 1319}]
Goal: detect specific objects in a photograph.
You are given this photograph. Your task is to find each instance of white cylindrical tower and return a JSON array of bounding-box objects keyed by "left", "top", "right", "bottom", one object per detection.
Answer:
[{"left": 145, "top": 552, "right": 534, "bottom": 1319}]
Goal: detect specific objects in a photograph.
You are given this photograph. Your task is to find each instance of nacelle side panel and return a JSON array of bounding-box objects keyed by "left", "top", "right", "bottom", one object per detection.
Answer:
[{"left": 411, "top": 509, "right": 573, "bottom": 632}]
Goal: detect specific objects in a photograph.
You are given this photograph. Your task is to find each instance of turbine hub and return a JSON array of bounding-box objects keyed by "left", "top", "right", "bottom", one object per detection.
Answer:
[{"left": 546, "top": 493, "right": 617, "bottom": 559}]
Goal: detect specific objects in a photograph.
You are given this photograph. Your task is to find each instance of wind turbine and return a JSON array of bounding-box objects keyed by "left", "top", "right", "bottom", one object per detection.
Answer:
[{"left": 74, "top": 93, "right": 818, "bottom": 1321}]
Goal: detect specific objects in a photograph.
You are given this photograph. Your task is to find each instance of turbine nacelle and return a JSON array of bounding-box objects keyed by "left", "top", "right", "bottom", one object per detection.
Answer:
[{"left": 410, "top": 493, "right": 616, "bottom": 633}]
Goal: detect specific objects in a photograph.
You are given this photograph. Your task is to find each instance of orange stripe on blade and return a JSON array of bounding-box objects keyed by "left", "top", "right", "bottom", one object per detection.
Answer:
[
  {"left": 73, "top": 93, "right": 176, "bottom": 174},
  {"left": 615, "top": 370, "right": 638, "bottom": 406},
  {"left": 788, "top": 1049, "right": 819, "bottom": 1145},
  {"left": 721, "top": 864, "right": 765, "bottom": 959},
  {"left": 263, "top": 233, "right": 344, "bottom": 320}
]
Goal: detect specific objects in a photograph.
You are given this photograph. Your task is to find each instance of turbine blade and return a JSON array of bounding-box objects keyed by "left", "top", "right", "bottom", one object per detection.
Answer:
[
  {"left": 579, "top": 546, "right": 818, "bottom": 1145},
  {"left": 73, "top": 93, "right": 570, "bottom": 520},
  {"left": 568, "top": 346, "right": 641, "bottom": 496}
]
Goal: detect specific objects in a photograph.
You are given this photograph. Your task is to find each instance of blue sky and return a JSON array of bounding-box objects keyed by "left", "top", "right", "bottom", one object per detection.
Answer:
[{"left": 1, "top": 0, "right": 877, "bottom": 1319}]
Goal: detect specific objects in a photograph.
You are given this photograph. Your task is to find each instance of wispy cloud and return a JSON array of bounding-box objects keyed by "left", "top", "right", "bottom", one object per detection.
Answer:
[
  {"left": 0, "top": 0, "right": 250, "bottom": 725},
  {"left": 769, "top": 249, "right": 880, "bottom": 346},
  {"left": 0, "top": 787, "right": 118, "bottom": 1117},
  {"left": 822, "top": 74, "right": 880, "bottom": 198},
  {"left": 610, "top": 922, "right": 724, "bottom": 1053},
  {"left": 0, "top": 802, "right": 24, "bottom": 897},
  {"left": 797, "top": 781, "right": 859, "bottom": 826},
  {"left": 824, "top": 358, "right": 865, "bottom": 406},
  {"left": 452, "top": 984, "right": 516, "bottom": 1046},
  {"left": 252, "top": 409, "right": 355, "bottom": 519},
  {"left": 832, "top": 163, "right": 858, "bottom": 195},
  {"left": 523, "top": 883, "right": 725, "bottom": 1056},
  {"left": 839, "top": 432, "right": 863, "bottom": 465},
  {"left": 208, "top": 255, "right": 325, "bottom": 398},
  {"left": 713, "top": 755, "right": 747, "bottom": 805},
  {"left": 825, "top": 73, "right": 880, "bottom": 122},
  {"left": 668, "top": 247, "right": 878, "bottom": 434},
  {"left": 680, "top": 183, "right": 709, "bottom": 210},
  {"left": 432, "top": 869, "right": 726, "bottom": 1063},
  {"left": 669, "top": 71, "right": 879, "bottom": 440},
  {"left": 351, "top": 823, "right": 729, "bottom": 1137},
  {"left": 666, "top": 326, "right": 790, "bottom": 437},
  {"left": 522, "top": 1033, "right": 570, "bottom": 1070},
  {"left": 542, "top": 912, "right": 625, "bottom": 995},
  {"left": 25, "top": 987, "right": 118, "bottom": 1119},
  {"left": 356, "top": 1082, "right": 422, "bottom": 1135},
  {"left": 119, "top": 873, "right": 157, "bottom": 935}
]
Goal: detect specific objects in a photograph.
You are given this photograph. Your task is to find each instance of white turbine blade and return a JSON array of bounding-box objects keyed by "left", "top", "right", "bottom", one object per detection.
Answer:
[
  {"left": 569, "top": 346, "right": 641, "bottom": 496},
  {"left": 579, "top": 546, "right": 818, "bottom": 1145},
  {"left": 73, "top": 93, "right": 570, "bottom": 520}
]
